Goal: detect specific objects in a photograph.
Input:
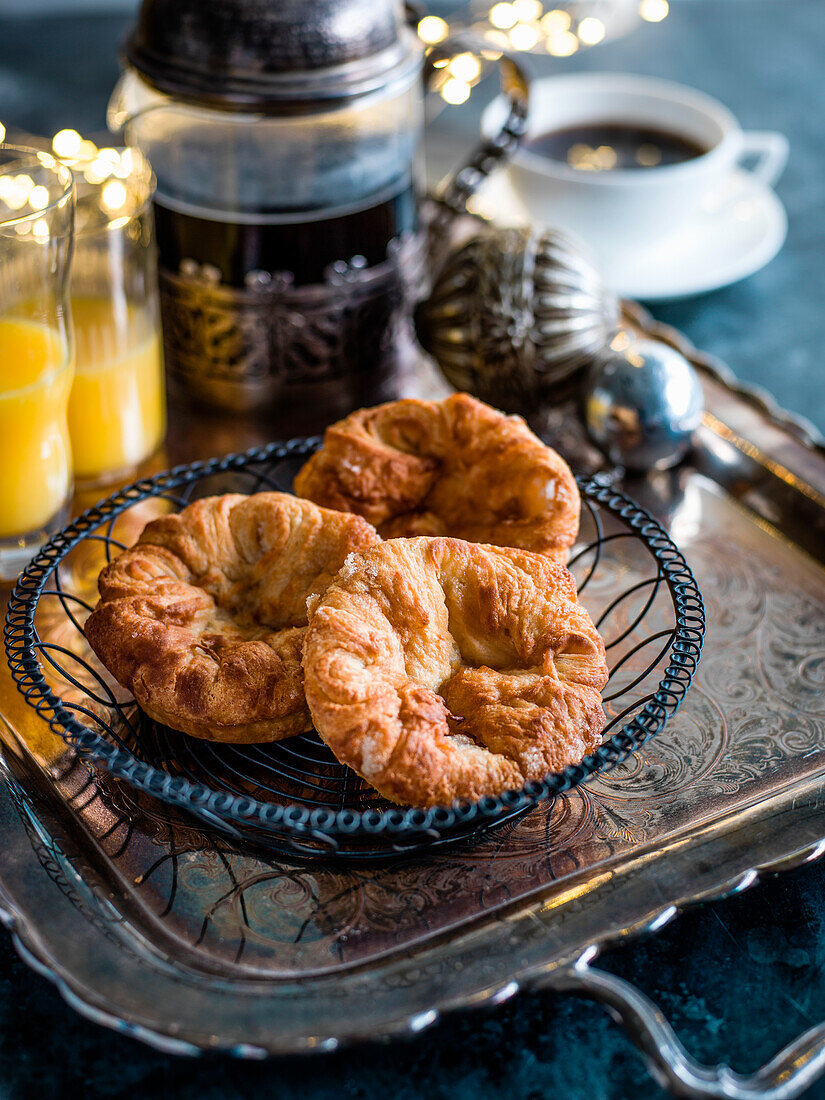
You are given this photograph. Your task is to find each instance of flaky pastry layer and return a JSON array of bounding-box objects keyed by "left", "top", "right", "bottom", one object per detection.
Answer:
[
  {"left": 85, "top": 492, "right": 380, "bottom": 742},
  {"left": 303, "top": 537, "right": 608, "bottom": 806},
  {"left": 294, "top": 393, "right": 580, "bottom": 563}
]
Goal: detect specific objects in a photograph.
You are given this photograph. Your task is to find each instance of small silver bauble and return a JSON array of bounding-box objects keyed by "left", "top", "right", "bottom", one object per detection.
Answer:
[
  {"left": 584, "top": 336, "right": 704, "bottom": 471},
  {"left": 415, "top": 225, "right": 619, "bottom": 412}
]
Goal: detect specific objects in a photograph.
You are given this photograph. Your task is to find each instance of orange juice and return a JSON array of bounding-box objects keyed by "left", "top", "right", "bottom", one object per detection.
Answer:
[
  {"left": 68, "top": 296, "right": 166, "bottom": 482},
  {"left": 0, "top": 318, "right": 72, "bottom": 538}
]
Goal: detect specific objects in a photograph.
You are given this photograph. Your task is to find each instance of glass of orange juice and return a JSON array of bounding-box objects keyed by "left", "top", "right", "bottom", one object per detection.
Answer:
[
  {"left": 0, "top": 145, "right": 75, "bottom": 581},
  {"left": 66, "top": 145, "right": 165, "bottom": 486}
]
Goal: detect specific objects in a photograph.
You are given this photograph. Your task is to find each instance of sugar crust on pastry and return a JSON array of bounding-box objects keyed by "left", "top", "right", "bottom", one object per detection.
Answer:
[
  {"left": 303, "top": 537, "right": 607, "bottom": 807},
  {"left": 85, "top": 492, "right": 380, "bottom": 743},
  {"left": 293, "top": 393, "right": 580, "bottom": 563}
]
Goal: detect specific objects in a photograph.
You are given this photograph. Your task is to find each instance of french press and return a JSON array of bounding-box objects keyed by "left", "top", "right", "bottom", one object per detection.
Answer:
[{"left": 108, "top": 0, "right": 528, "bottom": 425}]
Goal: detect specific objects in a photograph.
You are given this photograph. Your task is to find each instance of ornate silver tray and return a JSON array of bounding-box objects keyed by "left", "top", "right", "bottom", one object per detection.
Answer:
[{"left": 1, "top": 304, "right": 824, "bottom": 1097}]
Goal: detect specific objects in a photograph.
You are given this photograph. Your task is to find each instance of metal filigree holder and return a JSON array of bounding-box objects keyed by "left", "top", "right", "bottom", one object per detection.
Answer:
[
  {"left": 159, "top": 237, "right": 425, "bottom": 415},
  {"left": 5, "top": 437, "right": 703, "bottom": 860}
]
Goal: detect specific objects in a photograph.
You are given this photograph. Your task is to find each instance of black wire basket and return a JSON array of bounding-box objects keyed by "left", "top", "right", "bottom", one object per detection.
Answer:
[{"left": 5, "top": 438, "right": 705, "bottom": 860}]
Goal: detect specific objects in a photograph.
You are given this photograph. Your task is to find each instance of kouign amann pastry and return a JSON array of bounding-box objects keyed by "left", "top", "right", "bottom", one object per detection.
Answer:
[
  {"left": 303, "top": 537, "right": 607, "bottom": 807},
  {"left": 85, "top": 492, "right": 380, "bottom": 743},
  {"left": 293, "top": 393, "right": 580, "bottom": 563}
]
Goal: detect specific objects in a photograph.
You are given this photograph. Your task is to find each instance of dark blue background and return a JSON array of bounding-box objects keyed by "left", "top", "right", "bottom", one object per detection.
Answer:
[{"left": 1, "top": 3, "right": 824, "bottom": 1097}]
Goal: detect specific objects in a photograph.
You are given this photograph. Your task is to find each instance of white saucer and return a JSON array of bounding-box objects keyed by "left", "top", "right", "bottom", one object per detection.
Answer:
[{"left": 469, "top": 167, "right": 788, "bottom": 302}]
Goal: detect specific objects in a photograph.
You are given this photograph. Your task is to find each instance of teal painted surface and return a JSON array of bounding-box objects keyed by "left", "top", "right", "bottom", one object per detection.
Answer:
[
  {"left": 2, "top": 861, "right": 825, "bottom": 1099},
  {"left": 0, "top": 3, "right": 824, "bottom": 1097}
]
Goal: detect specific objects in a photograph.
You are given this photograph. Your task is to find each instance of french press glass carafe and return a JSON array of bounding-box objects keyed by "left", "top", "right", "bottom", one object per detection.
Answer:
[{"left": 108, "top": 0, "right": 528, "bottom": 425}]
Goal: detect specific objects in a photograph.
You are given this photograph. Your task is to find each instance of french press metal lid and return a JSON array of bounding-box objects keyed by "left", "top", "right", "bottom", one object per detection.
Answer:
[{"left": 123, "top": 0, "right": 422, "bottom": 112}]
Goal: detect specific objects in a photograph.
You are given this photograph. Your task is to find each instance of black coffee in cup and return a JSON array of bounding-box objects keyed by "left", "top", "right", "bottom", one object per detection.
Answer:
[{"left": 525, "top": 122, "right": 709, "bottom": 171}]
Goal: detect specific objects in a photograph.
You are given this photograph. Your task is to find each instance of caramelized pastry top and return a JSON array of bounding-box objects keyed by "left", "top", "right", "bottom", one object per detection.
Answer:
[
  {"left": 85, "top": 492, "right": 380, "bottom": 743},
  {"left": 303, "top": 537, "right": 607, "bottom": 807},
  {"left": 294, "top": 393, "right": 580, "bottom": 564}
]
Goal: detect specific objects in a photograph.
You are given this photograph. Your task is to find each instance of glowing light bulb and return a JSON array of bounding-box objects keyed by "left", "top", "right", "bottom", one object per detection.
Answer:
[
  {"left": 513, "top": 0, "right": 543, "bottom": 20},
  {"left": 509, "top": 22, "right": 539, "bottom": 49},
  {"left": 85, "top": 157, "right": 113, "bottom": 184},
  {"left": 0, "top": 122, "right": 5, "bottom": 143},
  {"left": 449, "top": 53, "right": 482, "bottom": 82},
  {"left": 101, "top": 180, "right": 127, "bottom": 210},
  {"left": 484, "top": 28, "right": 510, "bottom": 49},
  {"left": 540, "top": 8, "right": 570, "bottom": 31},
  {"left": 28, "top": 184, "right": 50, "bottom": 210},
  {"left": 441, "top": 78, "right": 471, "bottom": 105},
  {"left": 489, "top": 2, "right": 517, "bottom": 30},
  {"left": 417, "top": 15, "right": 449, "bottom": 44},
  {"left": 546, "top": 28, "right": 578, "bottom": 54},
  {"left": 577, "top": 16, "right": 605, "bottom": 43},
  {"left": 94, "top": 147, "right": 121, "bottom": 177},
  {"left": 114, "top": 148, "right": 136, "bottom": 178},
  {"left": 639, "top": 0, "right": 668, "bottom": 21},
  {"left": 86, "top": 146, "right": 122, "bottom": 183},
  {"left": 3, "top": 174, "right": 33, "bottom": 210},
  {"left": 52, "top": 128, "right": 82, "bottom": 158}
]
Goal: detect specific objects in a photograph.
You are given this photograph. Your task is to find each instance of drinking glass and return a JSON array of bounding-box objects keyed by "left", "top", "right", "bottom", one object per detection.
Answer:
[
  {"left": 0, "top": 146, "right": 75, "bottom": 581},
  {"left": 67, "top": 146, "right": 165, "bottom": 486}
]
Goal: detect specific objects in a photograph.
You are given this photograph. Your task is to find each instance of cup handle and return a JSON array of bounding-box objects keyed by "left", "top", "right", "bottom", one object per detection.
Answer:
[{"left": 737, "top": 131, "right": 789, "bottom": 188}]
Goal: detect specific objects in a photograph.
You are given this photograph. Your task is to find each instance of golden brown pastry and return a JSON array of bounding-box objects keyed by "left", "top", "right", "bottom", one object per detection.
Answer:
[
  {"left": 85, "top": 492, "right": 380, "bottom": 743},
  {"left": 303, "top": 537, "right": 607, "bottom": 807},
  {"left": 293, "top": 393, "right": 580, "bottom": 563}
]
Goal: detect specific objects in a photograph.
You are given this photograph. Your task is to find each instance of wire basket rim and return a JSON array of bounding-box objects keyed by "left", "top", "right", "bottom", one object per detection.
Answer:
[{"left": 4, "top": 436, "right": 705, "bottom": 845}]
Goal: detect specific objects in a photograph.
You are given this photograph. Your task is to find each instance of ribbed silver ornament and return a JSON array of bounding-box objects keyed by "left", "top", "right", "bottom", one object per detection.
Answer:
[{"left": 416, "top": 225, "right": 619, "bottom": 412}]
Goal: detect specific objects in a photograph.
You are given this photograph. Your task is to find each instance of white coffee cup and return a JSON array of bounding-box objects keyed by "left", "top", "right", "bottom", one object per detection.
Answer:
[{"left": 481, "top": 72, "right": 788, "bottom": 256}]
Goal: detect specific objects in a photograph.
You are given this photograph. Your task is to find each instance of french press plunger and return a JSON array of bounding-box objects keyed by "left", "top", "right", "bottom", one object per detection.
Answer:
[{"left": 108, "top": 0, "right": 528, "bottom": 424}]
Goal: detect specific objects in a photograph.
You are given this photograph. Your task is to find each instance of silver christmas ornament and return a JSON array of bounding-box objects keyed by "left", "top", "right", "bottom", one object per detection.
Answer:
[
  {"left": 584, "top": 336, "right": 704, "bottom": 471},
  {"left": 415, "top": 225, "right": 619, "bottom": 412}
]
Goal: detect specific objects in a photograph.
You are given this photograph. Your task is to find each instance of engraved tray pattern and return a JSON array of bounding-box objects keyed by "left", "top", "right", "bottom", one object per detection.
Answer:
[{"left": 1, "top": 305, "right": 824, "bottom": 1096}]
